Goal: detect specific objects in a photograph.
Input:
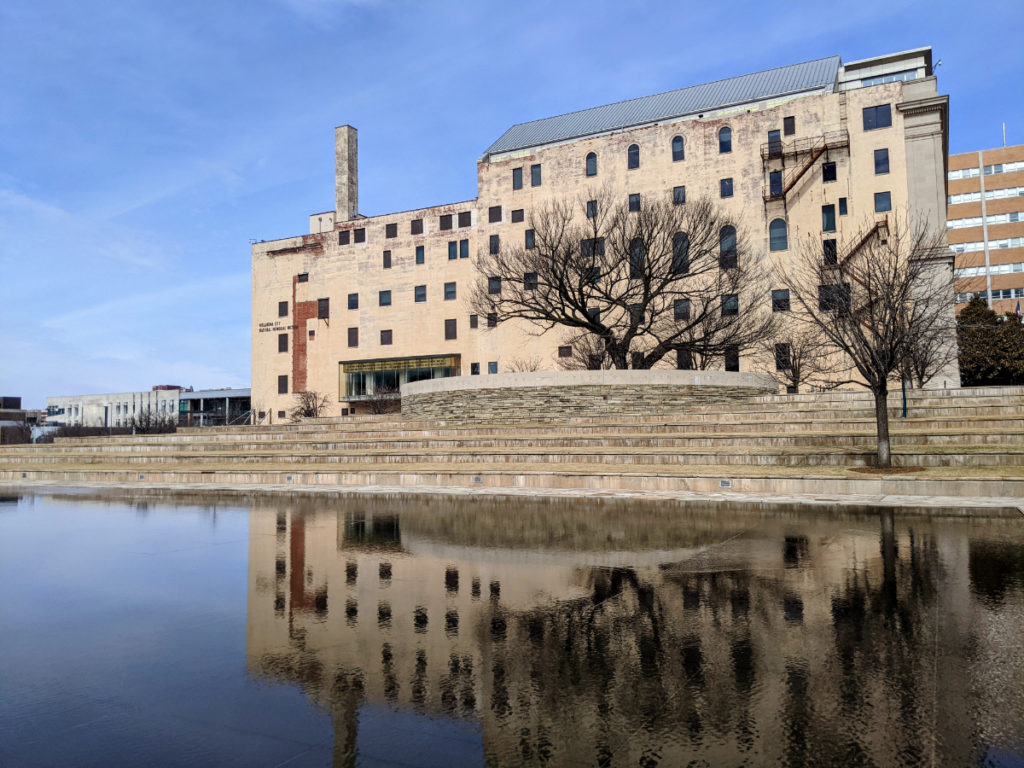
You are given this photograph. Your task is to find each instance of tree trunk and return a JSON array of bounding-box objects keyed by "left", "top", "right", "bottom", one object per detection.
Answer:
[
  {"left": 873, "top": 385, "right": 891, "bottom": 468},
  {"left": 607, "top": 344, "right": 628, "bottom": 369}
]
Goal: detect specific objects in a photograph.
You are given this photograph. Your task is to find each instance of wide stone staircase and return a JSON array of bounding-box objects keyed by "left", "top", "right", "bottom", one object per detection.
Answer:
[{"left": 3, "top": 387, "right": 1024, "bottom": 504}]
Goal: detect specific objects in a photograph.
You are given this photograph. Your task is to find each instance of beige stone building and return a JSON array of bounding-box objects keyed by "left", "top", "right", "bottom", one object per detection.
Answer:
[
  {"left": 948, "top": 143, "right": 1024, "bottom": 313},
  {"left": 252, "top": 47, "right": 953, "bottom": 417}
]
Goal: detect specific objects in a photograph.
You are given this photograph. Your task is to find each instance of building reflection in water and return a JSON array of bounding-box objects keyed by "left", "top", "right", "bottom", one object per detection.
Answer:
[{"left": 245, "top": 495, "right": 1024, "bottom": 767}]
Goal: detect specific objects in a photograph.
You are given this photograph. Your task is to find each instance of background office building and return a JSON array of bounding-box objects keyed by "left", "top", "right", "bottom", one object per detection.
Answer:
[
  {"left": 46, "top": 386, "right": 251, "bottom": 428},
  {"left": 948, "top": 143, "right": 1024, "bottom": 313},
  {"left": 252, "top": 48, "right": 954, "bottom": 417}
]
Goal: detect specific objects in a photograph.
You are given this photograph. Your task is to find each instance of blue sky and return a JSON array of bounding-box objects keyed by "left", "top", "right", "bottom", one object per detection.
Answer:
[{"left": 2, "top": 0, "right": 1022, "bottom": 408}]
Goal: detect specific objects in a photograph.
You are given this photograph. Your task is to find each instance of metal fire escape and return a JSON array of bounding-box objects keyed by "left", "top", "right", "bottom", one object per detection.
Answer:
[{"left": 761, "top": 130, "right": 850, "bottom": 212}]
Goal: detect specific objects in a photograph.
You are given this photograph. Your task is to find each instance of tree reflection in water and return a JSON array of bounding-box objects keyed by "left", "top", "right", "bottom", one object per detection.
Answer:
[{"left": 242, "top": 494, "right": 1023, "bottom": 767}]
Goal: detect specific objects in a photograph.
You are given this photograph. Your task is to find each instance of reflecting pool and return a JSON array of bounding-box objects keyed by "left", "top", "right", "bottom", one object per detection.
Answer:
[{"left": 0, "top": 490, "right": 1022, "bottom": 767}]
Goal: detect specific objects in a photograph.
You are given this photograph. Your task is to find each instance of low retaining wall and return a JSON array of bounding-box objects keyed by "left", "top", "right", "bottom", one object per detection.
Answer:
[{"left": 401, "top": 370, "right": 778, "bottom": 423}]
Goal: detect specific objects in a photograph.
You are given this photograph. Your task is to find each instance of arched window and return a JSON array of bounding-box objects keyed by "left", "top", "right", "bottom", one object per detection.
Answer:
[
  {"left": 629, "top": 238, "right": 646, "bottom": 278},
  {"left": 672, "top": 135, "right": 685, "bottom": 162},
  {"left": 672, "top": 232, "right": 690, "bottom": 275},
  {"left": 719, "top": 126, "right": 732, "bottom": 154},
  {"left": 719, "top": 225, "right": 737, "bottom": 269},
  {"left": 585, "top": 152, "right": 597, "bottom": 177},
  {"left": 769, "top": 219, "right": 788, "bottom": 252},
  {"left": 627, "top": 144, "right": 640, "bottom": 170}
]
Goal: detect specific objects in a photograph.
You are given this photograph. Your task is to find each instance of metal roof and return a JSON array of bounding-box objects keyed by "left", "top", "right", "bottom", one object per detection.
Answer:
[{"left": 484, "top": 56, "right": 841, "bottom": 157}]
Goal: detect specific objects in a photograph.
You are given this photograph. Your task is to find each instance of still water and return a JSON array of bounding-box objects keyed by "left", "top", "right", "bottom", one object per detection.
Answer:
[{"left": 0, "top": 490, "right": 1022, "bottom": 768}]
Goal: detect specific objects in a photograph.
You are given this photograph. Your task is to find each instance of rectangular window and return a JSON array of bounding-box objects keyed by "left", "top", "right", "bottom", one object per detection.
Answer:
[
  {"left": 724, "top": 346, "right": 740, "bottom": 372},
  {"left": 769, "top": 170, "right": 783, "bottom": 197},
  {"left": 767, "top": 129, "right": 782, "bottom": 157},
  {"left": 839, "top": 197, "right": 848, "bottom": 216},
  {"left": 874, "top": 191, "right": 892, "bottom": 213},
  {"left": 771, "top": 289, "right": 790, "bottom": 312},
  {"left": 470, "top": 362, "right": 480, "bottom": 375},
  {"left": 444, "top": 319, "right": 457, "bottom": 340},
  {"left": 582, "top": 237, "right": 605, "bottom": 258},
  {"left": 511, "top": 208, "right": 525, "bottom": 223},
  {"left": 775, "top": 343, "right": 791, "bottom": 371},
  {"left": 672, "top": 186, "right": 686, "bottom": 205},
  {"left": 489, "top": 234, "right": 500, "bottom": 254},
  {"left": 415, "top": 245, "right": 425, "bottom": 264},
  {"left": 444, "top": 282, "right": 456, "bottom": 300},
  {"left": 674, "top": 298, "right": 690, "bottom": 321},
  {"left": 587, "top": 306, "right": 600, "bottom": 323},
  {"left": 525, "top": 229, "right": 536, "bottom": 249},
  {"left": 440, "top": 214, "right": 453, "bottom": 231},
  {"left": 628, "top": 193, "right": 641, "bottom": 212},
  {"left": 530, "top": 164, "right": 541, "bottom": 187},
  {"left": 721, "top": 294, "right": 739, "bottom": 316},
  {"left": 458, "top": 211, "right": 471, "bottom": 228},
  {"left": 278, "top": 300, "right": 289, "bottom": 317},
  {"left": 558, "top": 345, "right": 572, "bottom": 358},
  {"left": 317, "top": 297, "right": 329, "bottom": 319},
  {"left": 488, "top": 361, "right": 498, "bottom": 374},
  {"left": 874, "top": 148, "right": 889, "bottom": 175},
  {"left": 677, "top": 348, "right": 692, "bottom": 370},
  {"left": 488, "top": 206, "right": 502, "bottom": 223},
  {"left": 353, "top": 228, "right": 365, "bottom": 243},
  {"left": 338, "top": 230, "right": 350, "bottom": 245},
  {"left": 348, "top": 292, "right": 358, "bottom": 310},
  {"left": 524, "top": 272, "right": 538, "bottom": 291},
  {"left": 382, "top": 250, "right": 392, "bottom": 269},
  {"left": 818, "top": 283, "right": 851, "bottom": 312},
  {"left": 411, "top": 218, "right": 423, "bottom": 235},
  {"left": 783, "top": 116, "right": 795, "bottom": 136},
  {"left": 822, "top": 162, "right": 837, "bottom": 182},
  {"left": 469, "top": 314, "right": 478, "bottom": 329},
  {"left": 822, "top": 204, "right": 836, "bottom": 232},
  {"left": 414, "top": 284, "right": 426, "bottom": 302},
  {"left": 459, "top": 239, "right": 469, "bottom": 259},
  {"left": 380, "top": 329, "right": 392, "bottom": 345},
  {"left": 385, "top": 223, "right": 397, "bottom": 239},
  {"left": 488, "top": 276, "right": 502, "bottom": 295},
  {"left": 278, "top": 375, "right": 288, "bottom": 394},
  {"left": 824, "top": 238, "right": 838, "bottom": 265},
  {"left": 379, "top": 290, "right": 391, "bottom": 306},
  {"left": 586, "top": 200, "right": 597, "bottom": 219},
  {"left": 278, "top": 333, "right": 288, "bottom": 353},
  {"left": 487, "top": 312, "right": 497, "bottom": 328},
  {"left": 862, "top": 104, "right": 892, "bottom": 131},
  {"left": 719, "top": 178, "right": 733, "bottom": 198},
  {"left": 297, "top": 272, "right": 309, "bottom": 283},
  {"left": 448, "top": 241, "right": 458, "bottom": 260},
  {"left": 512, "top": 167, "right": 523, "bottom": 190}
]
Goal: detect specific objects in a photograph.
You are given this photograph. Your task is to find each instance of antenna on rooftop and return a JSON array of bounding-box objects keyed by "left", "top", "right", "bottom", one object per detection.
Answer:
[{"left": 1003, "top": 122, "right": 1007, "bottom": 148}]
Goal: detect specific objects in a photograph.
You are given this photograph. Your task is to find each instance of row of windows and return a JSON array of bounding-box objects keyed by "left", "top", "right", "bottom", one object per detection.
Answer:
[
  {"left": 948, "top": 160, "right": 1024, "bottom": 181},
  {"left": 951, "top": 236, "right": 1024, "bottom": 254},
  {"left": 954, "top": 261, "right": 1024, "bottom": 279},
  {"left": 860, "top": 70, "right": 917, "bottom": 88},
  {"left": 956, "top": 289, "right": 1024, "bottom": 303},
  {"left": 947, "top": 211, "right": 1024, "bottom": 230},
  {"left": 512, "top": 164, "right": 542, "bottom": 190},
  {"left": 949, "top": 186, "right": 1024, "bottom": 205},
  {"left": 337, "top": 208, "right": 530, "bottom": 247}
]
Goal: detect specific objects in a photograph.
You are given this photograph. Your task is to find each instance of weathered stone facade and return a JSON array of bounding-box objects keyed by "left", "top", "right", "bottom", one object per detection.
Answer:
[{"left": 252, "top": 48, "right": 956, "bottom": 417}]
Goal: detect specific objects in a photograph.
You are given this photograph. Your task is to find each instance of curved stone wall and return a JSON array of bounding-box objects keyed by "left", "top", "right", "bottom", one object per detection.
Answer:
[{"left": 401, "top": 370, "right": 778, "bottom": 423}]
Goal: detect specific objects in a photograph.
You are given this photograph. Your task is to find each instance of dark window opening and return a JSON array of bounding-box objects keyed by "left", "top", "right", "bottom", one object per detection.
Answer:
[
  {"left": 458, "top": 211, "right": 471, "bottom": 228},
  {"left": 719, "top": 126, "right": 732, "bottom": 153},
  {"left": 378, "top": 290, "right": 391, "bottom": 306},
  {"left": 783, "top": 116, "right": 795, "bottom": 136},
  {"left": 278, "top": 333, "right": 288, "bottom": 353},
  {"left": 317, "top": 297, "right": 329, "bottom": 319},
  {"left": 769, "top": 170, "right": 783, "bottom": 197},
  {"left": 444, "top": 318, "right": 457, "bottom": 340},
  {"left": 629, "top": 238, "right": 645, "bottom": 278},
  {"left": 818, "top": 283, "right": 851, "bottom": 312},
  {"left": 724, "top": 346, "right": 740, "bottom": 372},
  {"left": 874, "top": 148, "right": 889, "bottom": 175},
  {"left": 672, "top": 135, "right": 685, "bottom": 161},
  {"left": 839, "top": 197, "right": 848, "bottom": 216},
  {"left": 586, "top": 199, "right": 597, "bottom": 219},
  {"left": 530, "top": 164, "right": 541, "bottom": 187},
  {"left": 512, "top": 167, "right": 523, "bottom": 190},
  {"left": 672, "top": 232, "right": 690, "bottom": 274},
  {"left": 720, "top": 177, "right": 734, "bottom": 198},
  {"left": 348, "top": 292, "right": 358, "bottom": 310},
  {"left": 488, "top": 276, "right": 502, "bottom": 295},
  {"left": 411, "top": 218, "right": 423, "bottom": 235},
  {"left": 353, "top": 228, "right": 365, "bottom": 243},
  {"left": 674, "top": 298, "right": 691, "bottom": 321},
  {"left": 440, "top": 214, "right": 453, "bottom": 231},
  {"left": 382, "top": 250, "right": 391, "bottom": 269},
  {"left": 469, "top": 314, "right": 478, "bottom": 329},
  {"left": 769, "top": 219, "right": 788, "bottom": 252},
  {"left": 489, "top": 234, "right": 499, "bottom": 254},
  {"left": 823, "top": 162, "right": 837, "bottom": 182},
  {"left": 767, "top": 129, "right": 782, "bottom": 157},
  {"left": 775, "top": 342, "right": 791, "bottom": 370},
  {"left": 488, "top": 205, "right": 502, "bottom": 223},
  {"left": 385, "top": 222, "right": 397, "bottom": 239},
  {"left": 511, "top": 208, "right": 524, "bottom": 223},
  {"left": 673, "top": 186, "right": 686, "bottom": 205},
  {"left": 558, "top": 345, "right": 572, "bottom": 358},
  {"left": 444, "top": 282, "right": 456, "bottom": 300},
  {"left": 720, "top": 226, "right": 737, "bottom": 269},
  {"left": 874, "top": 191, "right": 892, "bottom": 213},
  {"left": 414, "top": 284, "right": 426, "bottom": 302},
  {"left": 459, "top": 239, "right": 469, "bottom": 259},
  {"left": 822, "top": 204, "right": 837, "bottom": 232},
  {"left": 585, "top": 152, "right": 597, "bottom": 176},
  {"left": 862, "top": 104, "right": 892, "bottom": 131},
  {"left": 722, "top": 294, "right": 739, "bottom": 316},
  {"left": 278, "top": 375, "right": 288, "bottom": 394},
  {"left": 525, "top": 229, "right": 535, "bottom": 249},
  {"left": 772, "top": 289, "right": 791, "bottom": 312},
  {"left": 448, "top": 240, "right": 457, "bottom": 260},
  {"left": 523, "top": 272, "right": 538, "bottom": 291},
  {"left": 487, "top": 312, "right": 497, "bottom": 328},
  {"left": 628, "top": 193, "right": 641, "bottom": 212},
  {"left": 381, "top": 329, "right": 392, "bottom": 345},
  {"left": 627, "top": 144, "right": 640, "bottom": 169},
  {"left": 582, "top": 237, "right": 605, "bottom": 259},
  {"left": 677, "top": 348, "right": 693, "bottom": 370},
  {"left": 824, "top": 239, "right": 838, "bottom": 265},
  {"left": 278, "top": 300, "right": 288, "bottom": 317},
  {"left": 415, "top": 245, "right": 424, "bottom": 264},
  {"left": 470, "top": 362, "right": 480, "bottom": 375},
  {"left": 338, "top": 230, "right": 350, "bottom": 245},
  {"left": 297, "top": 272, "right": 309, "bottom": 283}
]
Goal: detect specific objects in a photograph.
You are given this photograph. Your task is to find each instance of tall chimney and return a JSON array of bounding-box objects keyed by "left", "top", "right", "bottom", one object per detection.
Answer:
[{"left": 335, "top": 125, "right": 358, "bottom": 220}]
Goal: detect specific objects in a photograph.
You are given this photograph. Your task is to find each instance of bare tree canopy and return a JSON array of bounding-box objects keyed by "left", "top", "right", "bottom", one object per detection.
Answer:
[
  {"left": 290, "top": 391, "right": 331, "bottom": 421},
  {"left": 775, "top": 214, "right": 956, "bottom": 467},
  {"left": 472, "top": 194, "right": 774, "bottom": 370},
  {"left": 756, "top": 318, "right": 849, "bottom": 393}
]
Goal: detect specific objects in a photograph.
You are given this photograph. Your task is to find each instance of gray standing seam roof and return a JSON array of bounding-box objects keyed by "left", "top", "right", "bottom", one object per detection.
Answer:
[{"left": 484, "top": 56, "right": 841, "bottom": 156}]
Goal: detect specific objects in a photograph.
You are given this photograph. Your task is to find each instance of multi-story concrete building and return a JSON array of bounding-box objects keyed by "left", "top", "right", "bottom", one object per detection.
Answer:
[
  {"left": 46, "top": 386, "right": 251, "bottom": 427},
  {"left": 252, "top": 48, "right": 953, "bottom": 417},
  {"left": 948, "top": 143, "right": 1024, "bottom": 313}
]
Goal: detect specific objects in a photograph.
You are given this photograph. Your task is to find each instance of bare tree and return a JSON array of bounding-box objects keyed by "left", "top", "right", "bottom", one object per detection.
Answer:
[
  {"left": 472, "top": 194, "right": 775, "bottom": 370},
  {"left": 505, "top": 356, "right": 543, "bottom": 372},
  {"left": 289, "top": 391, "right": 331, "bottom": 421},
  {"left": 556, "top": 331, "right": 615, "bottom": 370},
  {"left": 129, "top": 407, "right": 177, "bottom": 434},
  {"left": 756, "top": 320, "right": 848, "bottom": 393},
  {"left": 904, "top": 315, "right": 959, "bottom": 388},
  {"left": 362, "top": 384, "right": 400, "bottom": 415},
  {"left": 775, "top": 215, "right": 956, "bottom": 467}
]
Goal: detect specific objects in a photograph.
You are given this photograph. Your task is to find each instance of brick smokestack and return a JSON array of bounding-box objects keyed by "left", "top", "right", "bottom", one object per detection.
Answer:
[{"left": 335, "top": 125, "right": 358, "bottom": 220}]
